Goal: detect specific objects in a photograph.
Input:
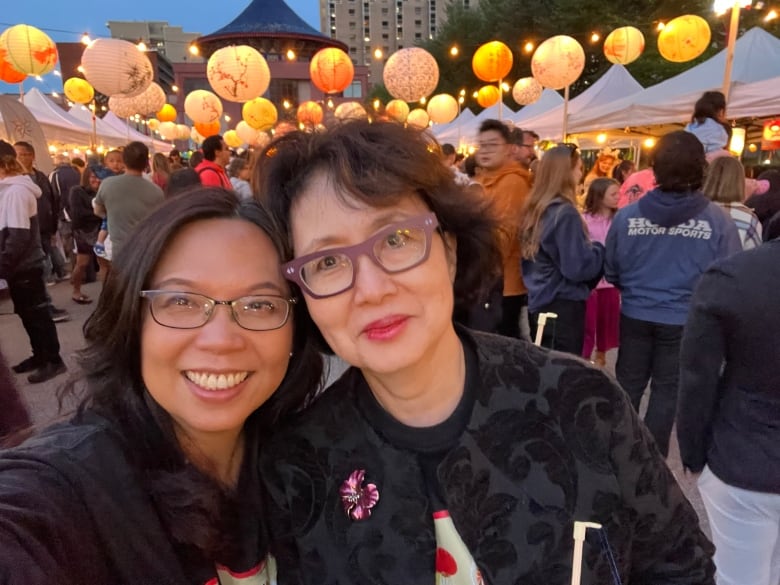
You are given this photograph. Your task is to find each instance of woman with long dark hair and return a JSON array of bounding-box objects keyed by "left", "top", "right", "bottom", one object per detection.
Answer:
[{"left": 68, "top": 165, "right": 105, "bottom": 304}]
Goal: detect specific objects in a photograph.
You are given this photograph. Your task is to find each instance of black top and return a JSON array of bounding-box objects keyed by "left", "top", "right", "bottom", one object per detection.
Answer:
[{"left": 68, "top": 185, "right": 102, "bottom": 233}]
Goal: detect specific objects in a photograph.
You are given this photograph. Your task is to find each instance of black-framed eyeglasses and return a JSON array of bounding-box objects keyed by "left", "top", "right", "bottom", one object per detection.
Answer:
[
  {"left": 282, "top": 212, "right": 439, "bottom": 299},
  {"left": 139, "top": 290, "right": 296, "bottom": 331}
]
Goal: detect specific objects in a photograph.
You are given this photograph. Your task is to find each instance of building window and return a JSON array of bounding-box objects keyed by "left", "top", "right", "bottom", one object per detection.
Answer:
[
  {"left": 415, "top": 32, "right": 422, "bottom": 39},
  {"left": 415, "top": 19, "right": 422, "bottom": 26},
  {"left": 268, "top": 79, "right": 298, "bottom": 106},
  {"left": 415, "top": 6, "right": 422, "bottom": 14},
  {"left": 382, "top": 7, "right": 389, "bottom": 14},
  {"left": 348, "top": 8, "right": 355, "bottom": 14},
  {"left": 344, "top": 80, "right": 363, "bottom": 98}
]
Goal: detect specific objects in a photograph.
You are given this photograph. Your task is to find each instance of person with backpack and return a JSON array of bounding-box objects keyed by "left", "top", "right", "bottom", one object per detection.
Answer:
[{"left": 194, "top": 136, "right": 232, "bottom": 190}]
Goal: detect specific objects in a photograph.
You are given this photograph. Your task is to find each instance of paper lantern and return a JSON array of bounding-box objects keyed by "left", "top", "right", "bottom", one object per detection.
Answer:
[
  {"left": 531, "top": 35, "right": 585, "bottom": 90},
  {"left": 310, "top": 47, "right": 354, "bottom": 94},
  {"left": 426, "top": 94, "right": 458, "bottom": 124},
  {"left": 512, "top": 77, "right": 543, "bottom": 106},
  {"left": 64, "top": 77, "right": 94, "bottom": 104},
  {"left": 148, "top": 118, "right": 160, "bottom": 131},
  {"left": 130, "top": 82, "right": 166, "bottom": 116},
  {"left": 0, "top": 25, "right": 58, "bottom": 76},
  {"left": 255, "top": 132, "right": 270, "bottom": 148},
  {"left": 477, "top": 85, "right": 500, "bottom": 108},
  {"left": 236, "top": 120, "right": 260, "bottom": 145},
  {"left": 108, "top": 95, "right": 138, "bottom": 119},
  {"left": 334, "top": 101, "right": 367, "bottom": 120},
  {"left": 190, "top": 127, "right": 205, "bottom": 144},
  {"left": 0, "top": 49, "right": 26, "bottom": 84},
  {"left": 184, "top": 89, "right": 223, "bottom": 124},
  {"left": 383, "top": 47, "right": 439, "bottom": 102},
  {"left": 81, "top": 38, "right": 154, "bottom": 97},
  {"left": 657, "top": 15, "right": 711, "bottom": 63},
  {"left": 176, "top": 124, "right": 190, "bottom": 141},
  {"left": 406, "top": 108, "right": 430, "bottom": 129},
  {"left": 158, "top": 121, "right": 178, "bottom": 141},
  {"left": 224, "top": 129, "right": 243, "bottom": 148},
  {"left": 763, "top": 120, "right": 780, "bottom": 141},
  {"left": 207, "top": 45, "right": 270, "bottom": 102},
  {"left": 297, "top": 101, "right": 324, "bottom": 126},
  {"left": 242, "top": 97, "right": 277, "bottom": 130},
  {"left": 603, "top": 26, "right": 645, "bottom": 65},
  {"left": 157, "top": 104, "right": 177, "bottom": 122},
  {"left": 472, "top": 41, "right": 513, "bottom": 83},
  {"left": 385, "top": 99, "right": 410, "bottom": 123},
  {"left": 194, "top": 120, "right": 221, "bottom": 138}
]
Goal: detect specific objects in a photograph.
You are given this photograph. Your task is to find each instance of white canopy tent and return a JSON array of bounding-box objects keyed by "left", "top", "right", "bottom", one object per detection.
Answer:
[
  {"left": 69, "top": 107, "right": 174, "bottom": 154},
  {"left": 569, "top": 27, "right": 780, "bottom": 133},
  {"left": 429, "top": 108, "right": 475, "bottom": 146},
  {"left": 432, "top": 101, "right": 518, "bottom": 147},
  {"left": 508, "top": 88, "right": 565, "bottom": 126}
]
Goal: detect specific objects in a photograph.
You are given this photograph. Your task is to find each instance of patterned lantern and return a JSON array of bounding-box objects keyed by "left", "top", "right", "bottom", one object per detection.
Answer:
[
  {"left": 657, "top": 15, "right": 711, "bottom": 63},
  {"left": 426, "top": 94, "right": 458, "bottom": 124},
  {"left": 383, "top": 47, "right": 439, "bottom": 102},
  {"left": 512, "top": 77, "right": 543, "bottom": 106},
  {"left": 207, "top": 45, "right": 270, "bottom": 103},
  {"left": 242, "top": 97, "right": 277, "bottom": 131},
  {"left": 0, "top": 25, "right": 58, "bottom": 76},
  {"left": 184, "top": 89, "right": 223, "bottom": 124},
  {"left": 157, "top": 104, "right": 177, "bottom": 122},
  {"left": 81, "top": 38, "right": 154, "bottom": 97},
  {"left": 385, "top": 99, "right": 410, "bottom": 123},
  {"left": 158, "top": 121, "right": 178, "bottom": 141},
  {"left": 603, "top": 26, "right": 645, "bottom": 65},
  {"left": 531, "top": 35, "right": 585, "bottom": 90},
  {"left": 224, "top": 129, "right": 243, "bottom": 148},
  {"left": 297, "top": 101, "right": 324, "bottom": 126},
  {"left": 236, "top": 120, "right": 260, "bottom": 145},
  {"left": 108, "top": 95, "right": 138, "bottom": 118},
  {"left": 64, "top": 77, "right": 94, "bottom": 104},
  {"left": 310, "top": 47, "right": 354, "bottom": 94},
  {"left": 194, "top": 120, "right": 221, "bottom": 138},
  {"left": 406, "top": 108, "right": 430, "bottom": 129},
  {"left": 472, "top": 41, "right": 513, "bottom": 83},
  {"left": 477, "top": 85, "right": 501, "bottom": 108},
  {"left": 334, "top": 101, "right": 367, "bottom": 120},
  {"left": 130, "top": 82, "right": 166, "bottom": 116},
  {"left": 176, "top": 124, "right": 190, "bottom": 141},
  {"left": 0, "top": 48, "right": 26, "bottom": 84},
  {"left": 148, "top": 118, "right": 160, "bottom": 131}
]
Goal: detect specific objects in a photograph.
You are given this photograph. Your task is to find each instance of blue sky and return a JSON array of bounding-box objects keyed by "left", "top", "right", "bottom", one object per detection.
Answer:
[{"left": 1, "top": 0, "right": 320, "bottom": 92}]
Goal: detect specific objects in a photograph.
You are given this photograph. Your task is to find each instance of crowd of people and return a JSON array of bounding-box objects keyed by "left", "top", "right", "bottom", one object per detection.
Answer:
[{"left": 0, "top": 89, "right": 777, "bottom": 584}]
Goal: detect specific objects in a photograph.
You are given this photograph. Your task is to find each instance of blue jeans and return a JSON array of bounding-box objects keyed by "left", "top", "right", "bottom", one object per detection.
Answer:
[{"left": 615, "top": 314, "right": 683, "bottom": 457}]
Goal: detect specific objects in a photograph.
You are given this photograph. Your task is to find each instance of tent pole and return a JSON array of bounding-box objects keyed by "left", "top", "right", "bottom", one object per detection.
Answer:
[
  {"left": 90, "top": 100, "right": 97, "bottom": 151},
  {"left": 722, "top": 1, "right": 741, "bottom": 101},
  {"left": 18, "top": 82, "right": 24, "bottom": 103},
  {"left": 498, "top": 79, "right": 503, "bottom": 121},
  {"left": 562, "top": 85, "right": 570, "bottom": 141}
]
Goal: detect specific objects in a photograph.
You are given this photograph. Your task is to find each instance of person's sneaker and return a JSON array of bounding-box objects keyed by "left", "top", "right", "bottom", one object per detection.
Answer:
[
  {"left": 93, "top": 243, "right": 107, "bottom": 258},
  {"left": 50, "top": 307, "right": 70, "bottom": 323},
  {"left": 12, "top": 356, "right": 42, "bottom": 374},
  {"left": 27, "top": 361, "right": 67, "bottom": 384}
]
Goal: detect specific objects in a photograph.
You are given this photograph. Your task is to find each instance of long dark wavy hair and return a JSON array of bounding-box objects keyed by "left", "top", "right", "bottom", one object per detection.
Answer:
[{"left": 62, "top": 187, "right": 323, "bottom": 560}]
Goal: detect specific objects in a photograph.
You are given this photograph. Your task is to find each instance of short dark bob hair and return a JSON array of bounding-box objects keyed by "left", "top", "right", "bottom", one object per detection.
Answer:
[
  {"left": 254, "top": 119, "right": 501, "bottom": 318},
  {"left": 651, "top": 130, "right": 706, "bottom": 192}
]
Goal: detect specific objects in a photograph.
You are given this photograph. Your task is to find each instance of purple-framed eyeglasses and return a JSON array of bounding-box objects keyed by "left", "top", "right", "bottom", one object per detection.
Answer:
[{"left": 282, "top": 212, "right": 439, "bottom": 299}]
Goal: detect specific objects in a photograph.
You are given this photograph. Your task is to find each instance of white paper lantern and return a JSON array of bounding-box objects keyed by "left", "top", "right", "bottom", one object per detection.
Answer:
[
  {"left": 81, "top": 38, "right": 154, "bottom": 97},
  {"left": 531, "top": 35, "right": 585, "bottom": 90},
  {"left": 426, "top": 94, "right": 458, "bottom": 124},
  {"left": 255, "top": 131, "right": 270, "bottom": 148},
  {"left": 207, "top": 45, "right": 271, "bottom": 102},
  {"left": 383, "top": 48, "right": 439, "bottom": 102},
  {"left": 236, "top": 120, "right": 260, "bottom": 145},
  {"left": 130, "top": 82, "right": 166, "bottom": 116},
  {"left": 184, "top": 89, "right": 223, "bottom": 124},
  {"left": 334, "top": 101, "right": 367, "bottom": 120},
  {"left": 108, "top": 95, "right": 138, "bottom": 119},
  {"left": 406, "top": 108, "right": 430, "bottom": 129},
  {"left": 190, "top": 127, "right": 205, "bottom": 144},
  {"left": 158, "top": 121, "right": 178, "bottom": 141},
  {"left": 512, "top": 77, "right": 543, "bottom": 106},
  {"left": 176, "top": 124, "right": 190, "bottom": 141}
]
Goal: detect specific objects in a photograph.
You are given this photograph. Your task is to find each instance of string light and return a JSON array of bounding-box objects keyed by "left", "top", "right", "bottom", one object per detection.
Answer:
[
  {"left": 523, "top": 41, "right": 535, "bottom": 53},
  {"left": 373, "top": 48, "right": 383, "bottom": 59},
  {"left": 766, "top": 9, "right": 778, "bottom": 20},
  {"left": 189, "top": 43, "right": 200, "bottom": 56},
  {"left": 590, "top": 32, "right": 600, "bottom": 43},
  {"left": 286, "top": 49, "right": 296, "bottom": 60},
  {"left": 450, "top": 46, "right": 459, "bottom": 56},
  {"left": 81, "top": 33, "right": 91, "bottom": 45}
]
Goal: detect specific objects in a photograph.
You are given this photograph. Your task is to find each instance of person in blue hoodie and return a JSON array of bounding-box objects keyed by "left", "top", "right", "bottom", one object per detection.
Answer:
[
  {"left": 605, "top": 130, "right": 741, "bottom": 457},
  {"left": 520, "top": 145, "right": 604, "bottom": 354}
]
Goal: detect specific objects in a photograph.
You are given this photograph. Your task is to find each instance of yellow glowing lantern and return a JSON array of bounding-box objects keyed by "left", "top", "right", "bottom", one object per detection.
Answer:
[
  {"left": 383, "top": 47, "right": 439, "bottom": 102},
  {"left": 531, "top": 35, "right": 585, "bottom": 90},
  {"left": 224, "top": 129, "right": 243, "bottom": 148},
  {"left": 0, "top": 25, "right": 58, "bottom": 76},
  {"left": 309, "top": 47, "right": 354, "bottom": 94},
  {"left": 406, "top": 108, "right": 430, "bottom": 129},
  {"left": 297, "top": 101, "right": 324, "bottom": 126},
  {"left": 158, "top": 121, "right": 178, "bottom": 141},
  {"left": 81, "top": 38, "right": 154, "bottom": 97},
  {"left": 194, "top": 120, "right": 221, "bottom": 138},
  {"left": 657, "top": 15, "right": 711, "bottom": 63},
  {"left": 147, "top": 118, "right": 161, "bottom": 131},
  {"left": 242, "top": 97, "right": 277, "bottom": 131},
  {"left": 207, "top": 45, "right": 270, "bottom": 102},
  {"left": 426, "top": 94, "right": 459, "bottom": 124},
  {"left": 157, "top": 104, "right": 177, "bottom": 122},
  {"left": 236, "top": 120, "right": 260, "bottom": 145},
  {"left": 334, "top": 101, "right": 367, "bottom": 120},
  {"left": 63, "top": 77, "right": 94, "bottom": 104},
  {"left": 184, "top": 89, "right": 223, "bottom": 124},
  {"left": 385, "top": 99, "right": 410, "bottom": 123},
  {"left": 512, "top": 77, "right": 543, "bottom": 106},
  {"left": 603, "top": 26, "right": 645, "bottom": 65},
  {"left": 472, "top": 41, "right": 513, "bottom": 83},
  {"left": 477, "top": 85, "right": 501, "bottom": 108}
]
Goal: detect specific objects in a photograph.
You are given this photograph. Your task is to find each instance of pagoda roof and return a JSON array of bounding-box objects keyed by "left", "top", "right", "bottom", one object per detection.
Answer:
[{"left": 207, "top": 0, "right": 325, "bottom": 38}]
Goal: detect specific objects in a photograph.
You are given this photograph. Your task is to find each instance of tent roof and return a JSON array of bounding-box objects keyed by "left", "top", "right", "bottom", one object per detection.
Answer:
[
  {"left": 206, "top": 0, "right": 326, "bottom": 38},
  {"left": 509, "top": 89, "right": 565, "bottom": 125},
  {"left": 101, "top": 111, "right": 174, "bottom": 153},
  {"left": 429, "top": 108, "right": 475, "bottom": 145}
]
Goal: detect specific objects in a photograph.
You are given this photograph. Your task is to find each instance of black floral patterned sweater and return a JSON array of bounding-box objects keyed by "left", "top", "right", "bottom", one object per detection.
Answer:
[{"left": 261, "top": 329, "right": 714, "bottom": 585}]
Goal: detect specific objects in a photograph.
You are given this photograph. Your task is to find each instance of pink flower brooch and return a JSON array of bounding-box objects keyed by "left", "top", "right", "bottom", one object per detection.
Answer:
[{"left": 339, "top": 469, "right": 379, "bottom": 520}]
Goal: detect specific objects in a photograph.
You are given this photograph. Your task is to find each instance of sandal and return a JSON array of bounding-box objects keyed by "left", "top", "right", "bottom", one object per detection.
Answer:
[{"left": 72, "top": 294, "right": 93, "bottom": 305}]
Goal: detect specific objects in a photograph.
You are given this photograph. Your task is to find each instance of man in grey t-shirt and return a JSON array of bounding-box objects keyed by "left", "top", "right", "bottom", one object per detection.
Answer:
[{"left": 93, "top": 142, "right": 164, "bottom": 263}]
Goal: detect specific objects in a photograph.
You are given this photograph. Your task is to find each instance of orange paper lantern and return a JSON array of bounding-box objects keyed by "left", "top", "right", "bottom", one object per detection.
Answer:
[
  {"left": 157, "top": 104, "right": 177, "bottom": 122},
  {"left": 64, "top": 77, "right": 94, "bottom": 104},
  {"left": 603, "top": 26, "right": 645, "bottom": 65},
  {"left": 0, "top": 25, "right": 58, "bottom": 76},
  {"left": 194, "top": 120, "right": 221, "bottom": 138},
  {"left": 477, "top": 85, "right": 501, "bottom": 108},
  {"left": 531, "top": 35, "right": 585, "bottom": 90},
  {"left": 472, "top": 41, "right": 513, "bottom": 83},
  {"left": 310, "top": 47, "right": 354, "bottom": 94},
  {"left": 297, "top": 101, "right": 324, "bottom": 126},
  {"left": 406, "top": 108, "right": 430, "bottom": 129},
  {"left": 657, "top": 15, "right": 711, "bottom": 63},
  {"left": 184, "top": 89, "right": 223, "bottom": 124},
  {"left": 385, "top": 99, "right": 410, "bottom": 123},
  {"left": 207, "top": 45, "right": 270, "bottom": 102},
  {"left": 242, "top": 97, "right": 277, "bottom": 131},
  {"left": 426, "top": 94, "right": 459, "bottom": 124}
]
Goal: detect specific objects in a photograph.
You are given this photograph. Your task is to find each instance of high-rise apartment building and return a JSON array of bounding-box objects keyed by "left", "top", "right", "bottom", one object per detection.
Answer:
[
  {"left": 321, "top": 0, "right": 480, "bottom": 86},
  {"left": 106, "top": 21, "right": 202, "bottom": 64}
]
